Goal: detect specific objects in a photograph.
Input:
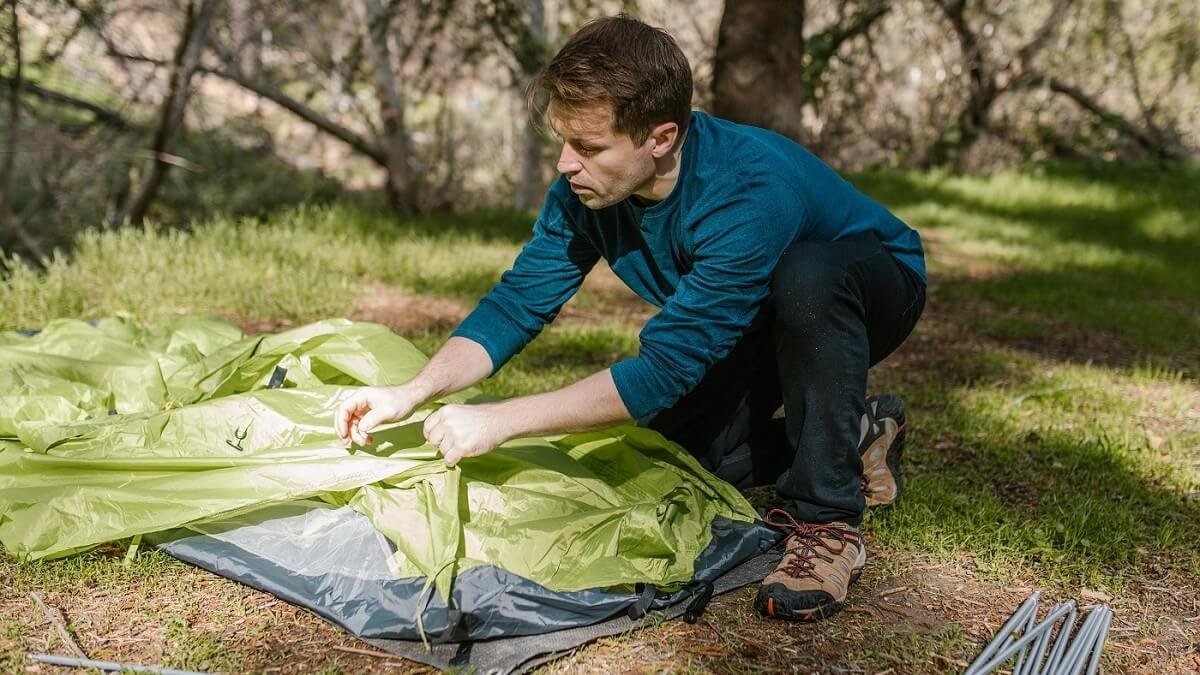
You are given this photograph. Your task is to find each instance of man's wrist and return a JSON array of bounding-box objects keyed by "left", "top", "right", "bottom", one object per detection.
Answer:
[
  {"left": 398, "top": 378, "right": 438, "bottom": 406},
  {"left": 484, "top": 400, "right": 524, "bottom": 442}
]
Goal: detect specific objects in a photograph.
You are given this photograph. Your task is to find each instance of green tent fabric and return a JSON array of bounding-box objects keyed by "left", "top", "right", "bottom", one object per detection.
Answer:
[{"left": 0, "top": 316, "right": 759, "bottom": 600}]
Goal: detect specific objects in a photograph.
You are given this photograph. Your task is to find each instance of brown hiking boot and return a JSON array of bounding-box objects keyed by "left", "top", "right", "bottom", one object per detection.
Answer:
[
  {"left": 861, "top": 394, "right": 906, "bottom": 508},
  {"left": 754, "top": 509, "right": 866, "bottom": 621}
]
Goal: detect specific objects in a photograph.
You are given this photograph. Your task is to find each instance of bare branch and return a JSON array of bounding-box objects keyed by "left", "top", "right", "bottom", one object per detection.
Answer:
[
  {"left": 1013, "top": 71, "right": 1186, "bottom": 160},
  {"left": 1015, "top": 0, "right": 1075, "bottom": 71},
  {"left": 0, "top": 75, "right": 128, "bottom": 128},
  {"left": 121, "top": 0, "right": 221, "bottom": 225},
  {"left": 1109, "top": 1, "right": 1164, "bottom": 144},
  {"left": 823, "top": 2, "right": 893, "bottom": 57},
  {"left": 103, "top": 45, "right": 388, "bottom": 166},
  {"left": 206, "top": 64, "right": 388, "bottom": 165}
]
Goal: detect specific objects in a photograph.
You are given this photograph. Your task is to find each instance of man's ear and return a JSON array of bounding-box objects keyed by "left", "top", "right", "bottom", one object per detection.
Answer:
[{"left": 648, "top": 122, "right": 681, "bottom": 159}]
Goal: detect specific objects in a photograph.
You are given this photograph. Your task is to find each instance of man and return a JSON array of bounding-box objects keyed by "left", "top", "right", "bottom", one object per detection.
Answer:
[{"left": 335, "top": 15, "right": 925, "bottom": 622}]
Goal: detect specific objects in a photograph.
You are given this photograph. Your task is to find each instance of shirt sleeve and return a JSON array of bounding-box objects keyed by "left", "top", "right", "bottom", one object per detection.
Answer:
[
  {"left": 452, "top": 187, "right": 600, "bottom": 371},
  {"left": 610, "top": 178, "right": 804, "bottom": 420}
]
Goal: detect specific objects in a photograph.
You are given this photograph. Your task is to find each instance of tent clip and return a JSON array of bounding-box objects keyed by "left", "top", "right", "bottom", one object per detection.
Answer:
[
  {"left": 683, "top": 580, "right": 715, "bottom": 624},
  {"left": 627, "top": 583, "right": 659, "bottom": 620},
  {"left": 267, "top": 366, "right": 287, "bottom": 389}
]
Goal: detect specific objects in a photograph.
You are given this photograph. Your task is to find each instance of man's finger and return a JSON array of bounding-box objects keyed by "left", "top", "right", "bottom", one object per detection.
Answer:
[
  {"left": 335, "top": 393, "right": 366, "bottom": 440},
  {"left": 337, "top": 407, "right": 359, "bottom": 442},
  {"left": 422, "top": 410, "right": 443, "bottom": 439},
  {"left": 357, "top": 408, "right": 389, "bottom": 437},
  {"left": 334, "top": 402, "right": 349, "bottom": 440}
]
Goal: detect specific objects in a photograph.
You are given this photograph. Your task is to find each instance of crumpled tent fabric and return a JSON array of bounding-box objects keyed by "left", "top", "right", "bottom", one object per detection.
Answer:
[{"left": 0, "top": 316, "right": 773, "bottom": 641}]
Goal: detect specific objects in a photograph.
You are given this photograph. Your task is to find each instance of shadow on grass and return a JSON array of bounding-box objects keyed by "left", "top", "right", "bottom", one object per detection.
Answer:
[
  {"left": 854, "top": 163, "right": 1200, "bottom": 376},
  {"left": 869, "top": 306, "right": 1200, "bottom": 589}
]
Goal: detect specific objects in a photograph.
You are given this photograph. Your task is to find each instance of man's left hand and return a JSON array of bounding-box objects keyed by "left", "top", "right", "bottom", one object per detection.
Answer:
[{"left": 423, "top": 403, "right": 511, "bottom": 466}]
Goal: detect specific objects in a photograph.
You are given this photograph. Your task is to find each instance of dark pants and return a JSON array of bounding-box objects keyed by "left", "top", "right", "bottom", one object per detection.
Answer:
[{"left": 643, "top": 232, "right": 925, "bottom": 526}]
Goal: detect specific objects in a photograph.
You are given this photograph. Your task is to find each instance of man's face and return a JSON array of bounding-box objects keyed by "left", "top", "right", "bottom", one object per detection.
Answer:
[{"left": 550, "top": 103, "right": 656, "bottom": 210}]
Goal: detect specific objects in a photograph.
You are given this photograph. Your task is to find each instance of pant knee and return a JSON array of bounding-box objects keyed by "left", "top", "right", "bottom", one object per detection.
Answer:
[{"left": 770, "top": 244, "right": 846, "bottom": 323}]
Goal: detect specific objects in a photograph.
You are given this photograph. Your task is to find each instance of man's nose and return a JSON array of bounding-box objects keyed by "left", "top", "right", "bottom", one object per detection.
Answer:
[{"left": 557, "top": 144, "right": 582, "bottom": 175}]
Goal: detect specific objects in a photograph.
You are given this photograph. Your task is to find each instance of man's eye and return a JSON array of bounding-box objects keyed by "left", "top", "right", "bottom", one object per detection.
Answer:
[{"left": 577, "top": 146, "right": 598, "bottom": 157}]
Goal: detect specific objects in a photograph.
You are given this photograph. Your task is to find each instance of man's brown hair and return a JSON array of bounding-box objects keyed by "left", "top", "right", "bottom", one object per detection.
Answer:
[{"left": 531, "top": 14, "right": 693, "bottom": 144}]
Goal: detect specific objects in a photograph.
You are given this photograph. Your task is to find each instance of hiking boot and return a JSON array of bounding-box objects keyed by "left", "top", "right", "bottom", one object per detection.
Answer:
[
  {"left": 861, "top": 394, "right": 906, "bottom": 508},
  {"left": 754, "top": 509, "right": 866, "bottom": 621}
]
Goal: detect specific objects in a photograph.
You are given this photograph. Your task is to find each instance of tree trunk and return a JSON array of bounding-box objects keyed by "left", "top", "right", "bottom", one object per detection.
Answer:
[
  {"left": 121, "top": 0, "right": 220, "bottom": 226},
  {"left": 929, "top": 0, "right": 994, "bottom": 166},
  {"left": 0, "top": 0, "right": 46, "bottom": 259},
  {"left": 514, "top": 0, "right": 546, "bottom": 210},
  {"left": 930, "top": 0, "right": 1075, "bottom": 167},
  {"left": 229, "top": 0, "right": 260, "bottom": 79},
  {"left": 713, "top": 1, "right": 892, "bottom": 145},
  {"left": 361, "top": 0, "right": 418, "bottom": 213},
  {"left": 713, "top": 0, "right": 810, "bottom": 142}
]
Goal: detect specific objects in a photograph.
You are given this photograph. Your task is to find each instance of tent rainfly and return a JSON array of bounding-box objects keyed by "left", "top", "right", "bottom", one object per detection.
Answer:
[{"left": 0, "top": 316, "right": 777, "bottom": 644}]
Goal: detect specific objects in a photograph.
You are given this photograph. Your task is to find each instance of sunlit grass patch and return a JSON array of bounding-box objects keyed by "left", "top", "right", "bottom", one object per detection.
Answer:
[
  {"left": 871, "top": 347, "right": 1200, "bottom": 591},
  {"left": 858, "top": 164, "right": 1200, "bottom": 370},
  {"left": 0, "top": 204, "right": 532, "bottom": 331}
]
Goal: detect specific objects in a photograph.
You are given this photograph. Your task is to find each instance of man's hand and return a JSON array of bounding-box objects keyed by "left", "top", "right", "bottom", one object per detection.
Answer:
[
  {"left": 335, "top": 385, "right": 427, "bottom": 446},
  {"left": 423, "top": 404, "right": 511, "bottom": 466}
]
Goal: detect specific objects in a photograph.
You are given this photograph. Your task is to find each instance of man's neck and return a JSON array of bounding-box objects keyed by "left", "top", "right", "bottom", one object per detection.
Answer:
[{"left": 633, "top": 125, "right": 688, "bottom": 204}]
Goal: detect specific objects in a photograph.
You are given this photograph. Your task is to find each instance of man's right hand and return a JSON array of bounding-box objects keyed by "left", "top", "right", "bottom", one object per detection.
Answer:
[{"left": 335, "top": 385, "right": 427, "bottom": 447}]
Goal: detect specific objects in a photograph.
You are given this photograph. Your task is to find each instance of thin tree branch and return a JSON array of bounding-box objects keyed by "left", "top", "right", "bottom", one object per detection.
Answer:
[
  {"left": 0, "top": 75, "right": 128, "bottom": 128},
  {"left": 103, "top": 45, "right": 388, "bottom": 166},
  {"left": 1013, "top": 71, "right": 1186, "bottom": 159},
  {"left": 1109, "top": 1, "right": 1163, "bottom": 143},
  {"left": 121, "top": 0, "right": 220, "bottom": 225},
  {"left": 34, "top": 2, "right": 92, "bottom": 67},
  {"left": 1015, "top": 0, "right": 1075, "bottom": 71},
  {"left": 824, "top": 1, "right": 893, "bottom": 57}
]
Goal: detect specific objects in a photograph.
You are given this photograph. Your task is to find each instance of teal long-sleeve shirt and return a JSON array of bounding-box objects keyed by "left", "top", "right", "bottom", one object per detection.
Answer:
[{"left": 452, "top": 111, "right": 925, "bottom": 420}]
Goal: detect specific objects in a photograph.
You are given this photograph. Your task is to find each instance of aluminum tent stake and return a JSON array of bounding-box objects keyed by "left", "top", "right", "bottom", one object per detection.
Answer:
[
  {"left": 1012, "top": 597, "right": 1041, "bottom": 675},
  {"left": 968, "top": 602, "right": 1075, "bottom": 674},
  {"left": 1043, "top": 605, "right": 1079, "bottom": 675},
  {"left": 1083, "top": 607, "right": 1113, "bottom": 675},
  {"left": 965, "top": 591, "right": 1041, "bottom": 675},
  {"left": 965, "top": 593, "right": 1112, "bottom": 675},
  {"left": 1056, "top": 606, "right": 1106, "bottom": 675},
  {"left": 1019, "top": 601, "right": 1073, "bottom": 675}
]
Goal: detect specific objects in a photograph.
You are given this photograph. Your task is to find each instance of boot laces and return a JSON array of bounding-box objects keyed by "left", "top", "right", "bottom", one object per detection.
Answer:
[{"left": 764, "top": 508, "right": 857, "bottom": 583}]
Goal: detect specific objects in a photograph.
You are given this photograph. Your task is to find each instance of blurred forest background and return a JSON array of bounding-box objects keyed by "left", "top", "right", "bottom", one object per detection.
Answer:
[{"left": 0, "top": 0, "right": 1197, "bottom": 258}]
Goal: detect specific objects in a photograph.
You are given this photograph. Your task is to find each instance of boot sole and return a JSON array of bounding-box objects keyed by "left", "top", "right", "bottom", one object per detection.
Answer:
[{"left": 754, "top": 567, "right": 865, "bottom": 622}]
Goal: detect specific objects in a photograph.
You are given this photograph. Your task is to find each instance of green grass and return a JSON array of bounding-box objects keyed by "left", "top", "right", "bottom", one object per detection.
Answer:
[
  {"left": 0, "top": 204, "right": 534, "bottom": 330},
  {"left": 855, "top": 163, "right": 1200, "bottom": 365},
  {"left": 2, "top": 161, "right": 1199, "bottom": 671}
]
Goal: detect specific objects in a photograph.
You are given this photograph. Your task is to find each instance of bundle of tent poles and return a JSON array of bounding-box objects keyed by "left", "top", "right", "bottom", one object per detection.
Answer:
[{"left": 965, "top": 590, "right": 1113, "bottom": 675}]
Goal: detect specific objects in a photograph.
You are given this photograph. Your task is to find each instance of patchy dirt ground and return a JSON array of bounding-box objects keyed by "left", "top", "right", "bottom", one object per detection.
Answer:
[{"left": 5, "top": 543, "right": 1195, "bottom": 673}]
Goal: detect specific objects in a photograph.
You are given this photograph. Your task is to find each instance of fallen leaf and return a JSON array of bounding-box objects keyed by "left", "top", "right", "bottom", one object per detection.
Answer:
[{"left": 1080, "top": 588, "right": 1113, "bottom": 603}]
